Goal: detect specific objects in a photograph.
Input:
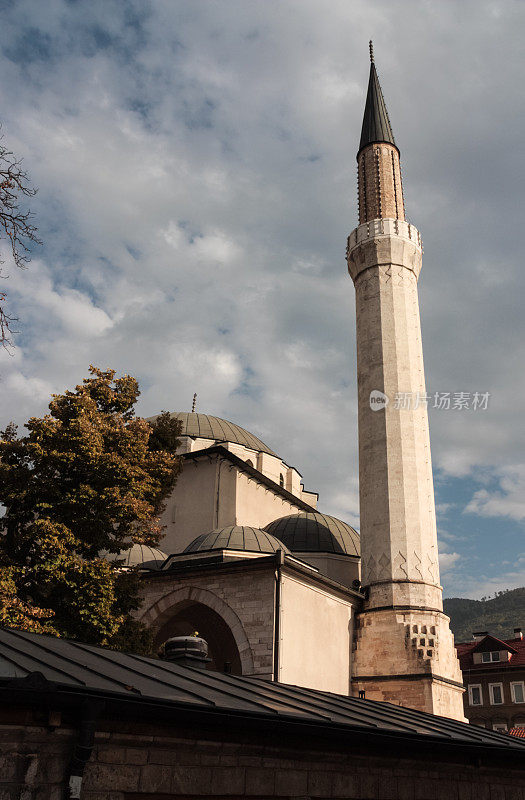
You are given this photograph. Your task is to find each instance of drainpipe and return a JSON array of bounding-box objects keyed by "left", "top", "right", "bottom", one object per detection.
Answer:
[
  {"left": 66, "top": 699, "right": 103, "bottom": 799},
  {"left": 273, "top": 549, "right": 285, "bottom": 682}
]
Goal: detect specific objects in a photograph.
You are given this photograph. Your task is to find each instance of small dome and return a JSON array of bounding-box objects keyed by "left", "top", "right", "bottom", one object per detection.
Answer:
[
  {"left": 110, "top": 543, "right": 168, "bottom": 570},
  {"left": 148, "top": 412, "right": 277, "bottom": 457},
  {"left": 184, "top": 526, "right": 291, "bottom": 555},
  {"left": 264, "top": 512, "right": 360, "bottom": 556}
]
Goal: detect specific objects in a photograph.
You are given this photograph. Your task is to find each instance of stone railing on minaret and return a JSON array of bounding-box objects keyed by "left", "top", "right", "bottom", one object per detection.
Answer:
[{"left": 348, "top": 47, "right": 465, "bottom": 721}]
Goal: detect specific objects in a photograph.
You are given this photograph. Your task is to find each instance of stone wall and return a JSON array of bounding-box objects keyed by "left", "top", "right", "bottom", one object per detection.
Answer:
[
  {"left": 139, "top": 563, "right": 277, "bottom": 679},
  {"left": 1, "top": 715, "right": 525, "bottom": 800}
]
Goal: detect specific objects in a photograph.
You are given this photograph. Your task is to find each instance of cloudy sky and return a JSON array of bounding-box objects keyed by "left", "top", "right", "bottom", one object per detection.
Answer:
[{"left": 0, "top": 0, "right": 524, "bottom": 600}]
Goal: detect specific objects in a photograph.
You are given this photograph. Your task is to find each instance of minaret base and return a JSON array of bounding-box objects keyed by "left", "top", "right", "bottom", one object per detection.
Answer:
[{"left": 352, "top": 603, "right": 466, "bottom": 721}]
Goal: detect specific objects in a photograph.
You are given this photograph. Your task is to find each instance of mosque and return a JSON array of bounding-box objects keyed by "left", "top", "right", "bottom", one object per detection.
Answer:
[{"left": 133, "top": 48, "right": 466, "bottom": 722}]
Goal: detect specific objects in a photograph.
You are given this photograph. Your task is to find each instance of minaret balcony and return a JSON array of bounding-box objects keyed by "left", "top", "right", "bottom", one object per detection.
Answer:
[{"left": 347, "top": 217, "right": 423, "bottom": 283}]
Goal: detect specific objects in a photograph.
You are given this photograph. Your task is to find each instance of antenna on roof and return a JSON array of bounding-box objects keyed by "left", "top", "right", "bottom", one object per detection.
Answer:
[
  {"left": 191, "top": 393, "right": 197, "bottom": 413},
  {"left": 369, "top": 39, "right": 374, "bottom": 63}
]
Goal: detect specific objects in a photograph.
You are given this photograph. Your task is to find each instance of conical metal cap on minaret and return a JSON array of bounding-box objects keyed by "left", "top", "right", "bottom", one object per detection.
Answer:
[{"left": 358, "top": 41, "right": 396, "bottom": 156}]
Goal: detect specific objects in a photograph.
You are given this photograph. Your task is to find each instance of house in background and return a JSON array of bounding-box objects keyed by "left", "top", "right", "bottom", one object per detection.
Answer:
[{"left": 456, "top": 628, "right": 525, "bottom": 732}]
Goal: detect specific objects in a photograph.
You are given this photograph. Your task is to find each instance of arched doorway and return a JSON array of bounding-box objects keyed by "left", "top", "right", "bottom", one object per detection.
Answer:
[
  {"left": 140, "top": 585, "right": 255, "bottom": 675},
  {"left": 155, "top": 601, "right": 242, "bottom": 674}
]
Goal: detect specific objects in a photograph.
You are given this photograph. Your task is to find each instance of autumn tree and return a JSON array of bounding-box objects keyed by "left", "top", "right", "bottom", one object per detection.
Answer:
[{"left": 0, "top": 367, "right": 182, "bottom": 651}]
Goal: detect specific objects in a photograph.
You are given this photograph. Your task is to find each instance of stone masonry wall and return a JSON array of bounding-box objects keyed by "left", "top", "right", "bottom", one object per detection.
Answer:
[
  {"left": 139, "top": 564, "right": 276, "bottom": 679},
  {"left": 2, "top": 716, "right": 525, "bottom": 800}
]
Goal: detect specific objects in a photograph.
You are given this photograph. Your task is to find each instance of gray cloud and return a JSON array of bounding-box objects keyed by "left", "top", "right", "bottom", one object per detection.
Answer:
[{"left": 0, "top": 1, "right": 523, "bottom": 593}]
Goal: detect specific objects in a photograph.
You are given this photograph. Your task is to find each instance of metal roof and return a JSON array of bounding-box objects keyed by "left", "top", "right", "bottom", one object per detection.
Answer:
[
  {"left": 149, "top": 412, "right": 277, "bottom": 457},
  {"left": 359, "top": 60, "right": 396, "bottom": 156},
  {"left": 183, "top": 526, "right": 291, "bottom": 555},
  {"left": 265, "top": 511, "right": 360, "bottom": 556},
  {"left": 1, "top": 627, "right": 525, "bottom": 753}
]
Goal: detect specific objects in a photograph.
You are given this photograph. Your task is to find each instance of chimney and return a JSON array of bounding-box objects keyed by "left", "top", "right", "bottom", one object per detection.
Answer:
[
  {"left": 514, "top": 628, "right": 523, "bottom": 640},
  {"left": 472, "top": 631, "right": 488, "bottom": 641},
  {"left": 164, "top": 635, "right": 211, "bottom": 669}
]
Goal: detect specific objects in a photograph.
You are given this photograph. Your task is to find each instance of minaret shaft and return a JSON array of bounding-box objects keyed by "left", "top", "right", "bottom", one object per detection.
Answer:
[{"left": 347, "top": 55, "right": 465, "bottom": 721}]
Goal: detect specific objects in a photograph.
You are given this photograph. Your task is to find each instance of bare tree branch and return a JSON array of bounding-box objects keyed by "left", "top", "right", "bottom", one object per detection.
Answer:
[{"left": 0, "top": 131, "right": 41, "bottom": 348}]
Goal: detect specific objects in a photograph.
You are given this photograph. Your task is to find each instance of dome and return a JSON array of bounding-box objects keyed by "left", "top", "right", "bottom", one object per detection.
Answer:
[
  {"left": 109, "top": 543, "right": 168, "bottom": 570},
  {"left": 264, "top": 512, "right": 360, "bottom": 556},
  {"left": 149, "top": 412, "right": 276, "bottom": 457},
  {"left": 184, "top": 526, "right": 291, "bottom": 555}
]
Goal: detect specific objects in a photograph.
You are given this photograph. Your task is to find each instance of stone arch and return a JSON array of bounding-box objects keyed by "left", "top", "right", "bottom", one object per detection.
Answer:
[{"left": 139, "top": 586, "right": 255, "bottom": 675}]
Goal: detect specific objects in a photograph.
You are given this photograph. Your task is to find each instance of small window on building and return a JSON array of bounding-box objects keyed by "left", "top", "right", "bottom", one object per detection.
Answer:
[
  {"left": 279, "top": 473, "right": 284, "bottom": 487},
  {"left": 413, "top": 625, "right": 418, "bottom": 634},
  {"left": 430, "top": 626, "right": 436, "bottom": 635},
  {"left": 492, "top": 723, "right": 508, "bottom": 732},
  {"left": 246, "top": 459, "right": 254, "bottom": 468},
  {"left": 481, "top": 651, "right": 501, "bottom": 663},
  {"left": 511, "top": 682, "right": 525, "bottom": 704},
  {"left": 468, "top": 685, "right": 482, "bottom": 706},
  {"left": 419, "top": 638, "right": 425, "bottom": 646},
  {"left": 489, "top": 683, "right": 504, "bottom": 705},
  {"left": 421, "top": 626, "right": 427, "bottom": 634}
]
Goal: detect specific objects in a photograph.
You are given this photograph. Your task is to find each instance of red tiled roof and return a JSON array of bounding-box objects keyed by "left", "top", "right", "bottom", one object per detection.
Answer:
[
  {"left": 509, "top": 728, "right": 525, "bottom": 738},
  {"left": 455, "top": 636, "right": 525, "bottom": 671}
]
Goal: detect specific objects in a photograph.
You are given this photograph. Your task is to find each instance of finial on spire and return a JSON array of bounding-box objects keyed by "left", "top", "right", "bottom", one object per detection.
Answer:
[
  {"left": 191, "top": 393, "right": 197, "bottom": 413},
  {"left": 369, "top": 40, "right": 374, "bottom": 63}
]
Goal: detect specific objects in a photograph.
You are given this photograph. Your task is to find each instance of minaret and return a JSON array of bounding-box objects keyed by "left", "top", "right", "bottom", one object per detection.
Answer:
[{"left": 347, "top": 45, "right": 465, "bottom": 720}]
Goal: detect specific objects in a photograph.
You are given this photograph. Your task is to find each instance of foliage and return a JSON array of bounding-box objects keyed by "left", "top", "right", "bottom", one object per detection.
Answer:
[
  {"left": 0, "top": 134, "right": 41, "bottom": 348},
  {"left": 444, "top": 587, "right": 525, "bottom": 642},
  {"left": 0, "top": 367, "right": 182, "bottom": 653}
]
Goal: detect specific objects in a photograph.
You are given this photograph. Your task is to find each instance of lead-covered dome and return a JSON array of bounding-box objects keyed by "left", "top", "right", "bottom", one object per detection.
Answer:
[
  {"left": 264, "top": 512, "right": 360, "bottom": 556},
  {"left": 109, "top": 543, "right": 168, "bottom": 570},
  {"left": 184, "top": 526, "right": 291, "bottom": 555},
  {"left": 149, "top": 412, "right": 276, "bottom": 456}
]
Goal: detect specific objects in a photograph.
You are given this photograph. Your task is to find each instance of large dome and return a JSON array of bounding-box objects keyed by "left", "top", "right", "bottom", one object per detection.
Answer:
[
  {"left": 184, "top": 526, "right": 291, "bottom": 555},
  {"left": 264, "top": 512, "right": 360, "bottom": 556},
  {"left": 151, "top": 412, "right": 276, "bottom": 457}
]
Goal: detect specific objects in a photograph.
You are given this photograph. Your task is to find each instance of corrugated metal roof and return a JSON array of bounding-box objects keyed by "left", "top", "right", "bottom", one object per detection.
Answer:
[{"left": 1, "top": 628, "right": 525, "bottom": 752}]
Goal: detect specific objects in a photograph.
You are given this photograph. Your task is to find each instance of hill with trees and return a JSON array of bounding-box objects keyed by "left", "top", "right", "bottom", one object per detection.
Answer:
[{"left": 444, "top": 588, "right": 525, "bottom": 643}]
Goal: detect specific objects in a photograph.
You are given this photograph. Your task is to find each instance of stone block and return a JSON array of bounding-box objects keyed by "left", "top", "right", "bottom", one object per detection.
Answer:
[
  {"left": 139, "top": 765, "right": 172, "bottom": 793},
  {"left": 332, "top": 772, "right": 360, "bottom": 798},
  {"left": 275, "top": 768, "right": 307, "bottom": 796},
  {"left": 209, "top": 767, "right": 245, "bottom": 795},
  {"left": 245, "top": 767, "right": 275, "bottom": 795},
  {"left": 171, "top": 766, "right": 213, "bottom": 794},
  {"left": 308, "top": 770, "right": 334, "bottom": 797},
  {"left": 125, "top": 748, "right": 148, "bottom": 765},
  {"left": 83, "top": 764, "right": 141, "bottom": 792},
  {"left": 97, "top": 749, "right": 125, "bottom": 765}
]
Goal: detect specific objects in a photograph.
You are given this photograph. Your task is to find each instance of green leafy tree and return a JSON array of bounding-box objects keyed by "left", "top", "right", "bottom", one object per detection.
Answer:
[{"left": 0, "top": 367, "right": 182, "bottom": 651}]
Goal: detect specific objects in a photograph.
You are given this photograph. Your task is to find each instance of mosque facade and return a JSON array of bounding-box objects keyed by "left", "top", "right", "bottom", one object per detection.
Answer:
[{"left": 136, "top": 51, "right": 465, "bottom": 722}]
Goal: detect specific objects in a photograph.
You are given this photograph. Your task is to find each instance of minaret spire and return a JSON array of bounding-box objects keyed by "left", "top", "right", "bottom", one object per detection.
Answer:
[
  {"left": 357, "top": 46, "right": 404, "bottom": 223},
  {"left": 359, "top": 47, "right": 396, "bottom": 155}
]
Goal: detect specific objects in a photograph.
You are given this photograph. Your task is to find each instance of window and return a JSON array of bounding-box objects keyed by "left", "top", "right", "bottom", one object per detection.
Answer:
[
  {"left": 279, "top": 473, "right": 284, "bottom": 487},
  {"left": 482, "top": 651, "right": 501, "bottom": 663},
  {"left": 489, "top": 683, "right": 504, "bottom": 705},
  {"left": 492, "top": 723, "right": 508, "bottom": 732},
  {"left": 511, "top": 682, "right": 525, "bottom": 704},
  {"left": 468, "top": 684, "right": 482, "bottom": 706},
  {"left": 246, "top": 459, "right": 254, "bottom": 467}
]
